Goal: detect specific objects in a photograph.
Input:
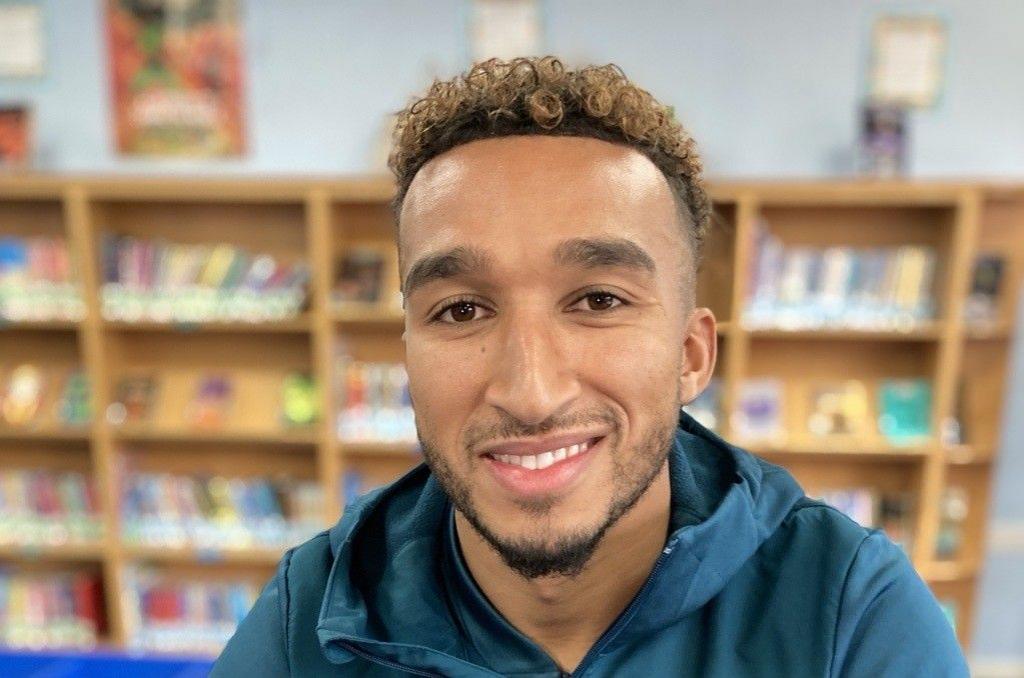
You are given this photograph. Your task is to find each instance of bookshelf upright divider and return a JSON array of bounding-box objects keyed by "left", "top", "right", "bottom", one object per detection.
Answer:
[{"left": 64, "top": 184, "right": 128, "bottom": 646}]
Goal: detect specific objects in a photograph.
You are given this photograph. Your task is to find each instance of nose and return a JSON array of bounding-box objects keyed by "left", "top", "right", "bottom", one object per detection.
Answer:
[{"left": 483, "top": 307, "right": 582, "bottom": 426}]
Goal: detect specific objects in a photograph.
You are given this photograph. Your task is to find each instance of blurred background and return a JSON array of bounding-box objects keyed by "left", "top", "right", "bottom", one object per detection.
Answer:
[{"left": 0, "top": 1, "right": 1021, "bottom": 675}]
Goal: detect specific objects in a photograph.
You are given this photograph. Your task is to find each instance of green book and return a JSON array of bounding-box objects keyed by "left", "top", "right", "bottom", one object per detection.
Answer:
[{"left": 877, "top": 379, "right": 932, "bottom": 445}]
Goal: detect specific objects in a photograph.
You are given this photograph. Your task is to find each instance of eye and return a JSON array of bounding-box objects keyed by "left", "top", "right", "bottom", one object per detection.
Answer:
[
  {"left": 431, "top": 298, "right": 493, "bottom": 324},
  {"left": 571, "top": 290, "right": 626, "bottom": 312}
]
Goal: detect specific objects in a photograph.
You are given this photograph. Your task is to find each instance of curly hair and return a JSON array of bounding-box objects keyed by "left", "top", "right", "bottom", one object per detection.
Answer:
[{"left": 388, "top": 56, "right": 711, "bottom": 262}]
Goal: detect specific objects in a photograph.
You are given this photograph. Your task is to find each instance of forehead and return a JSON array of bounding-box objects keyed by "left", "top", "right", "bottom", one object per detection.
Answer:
[{"left": 398, "top": 136, "right": 684, "bottom": 275}]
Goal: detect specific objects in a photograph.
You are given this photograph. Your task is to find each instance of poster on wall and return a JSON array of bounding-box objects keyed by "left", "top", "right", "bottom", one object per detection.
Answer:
[
  {"left": 105, "top": 0, "right": 246, "bottom": 157},
  {"left": 869, "top": 15, "right": 947, "bottom": 109},
  {"left": 0, "top": 106, "right": 32, "bottom": 167}
]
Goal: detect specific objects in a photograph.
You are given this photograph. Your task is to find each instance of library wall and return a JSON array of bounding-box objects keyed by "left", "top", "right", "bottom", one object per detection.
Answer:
[
  {"left": 2, "top": 0, "right": 1023, "bottom": 670},
  {"left": 4, "top": 0, "right": 1024, "bottom": 176}
]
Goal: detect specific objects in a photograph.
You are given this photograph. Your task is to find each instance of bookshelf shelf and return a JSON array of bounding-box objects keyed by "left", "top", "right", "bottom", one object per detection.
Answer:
[
  {"left": 0, "top": 176, "right": 1017, "bottom": 654},
  {"left": 102, "top": 316, "right": 313, "bottom": 334},
  {"left": 112, "top": 425, "right": 318, "bottom": 447},
  {"left": 0, "top": 542, "right": 106, "bottom": 562},
  {"left": 0, "top": 425, "right": 91, "bottom": 442},
  {"left": 0, "top": 319, "right": 82, "bottom": 332},
  {"left": 744, "top": 324, "right": 943, "bottom": 342},
  {"left": 121, "top": 544, "right": 283, "bottom": 566}
]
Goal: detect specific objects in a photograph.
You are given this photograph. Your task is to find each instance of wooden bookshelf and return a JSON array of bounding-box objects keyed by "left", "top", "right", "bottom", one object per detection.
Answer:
[{"left": 0, "top": 176, "right": 1020, "bottom": 654}]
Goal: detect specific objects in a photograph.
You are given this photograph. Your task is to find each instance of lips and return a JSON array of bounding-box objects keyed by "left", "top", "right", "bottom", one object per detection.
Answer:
[{"left": 482, "top": 434, "right": 607, "bottom": 500}]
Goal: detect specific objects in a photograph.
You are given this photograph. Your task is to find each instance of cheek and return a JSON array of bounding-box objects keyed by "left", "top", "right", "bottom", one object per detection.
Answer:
[
  {"left": 405, "top": 335, "right": 487, "bottom": 436},
  {"left": 579, "top": 327, "right": 681, "bottom": 405}
]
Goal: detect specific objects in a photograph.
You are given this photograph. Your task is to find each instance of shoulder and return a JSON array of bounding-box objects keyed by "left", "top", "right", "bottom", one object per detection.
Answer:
[{"left": 211, "top": 531, "right": 334, "bottom": 677}]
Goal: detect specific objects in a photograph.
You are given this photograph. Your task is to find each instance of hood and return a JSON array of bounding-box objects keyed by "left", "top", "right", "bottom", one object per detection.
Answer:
[{"left": 316, "top": 410, "right": 806, "bottom": 676}]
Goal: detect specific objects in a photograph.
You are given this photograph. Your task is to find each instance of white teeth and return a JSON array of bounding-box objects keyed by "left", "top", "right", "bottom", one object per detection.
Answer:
[{"left": 491, "top": 438, "right": 599, "bottom": 470}]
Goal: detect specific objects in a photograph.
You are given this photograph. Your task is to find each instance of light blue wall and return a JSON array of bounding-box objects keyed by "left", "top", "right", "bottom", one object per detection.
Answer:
[{"left": 2, "top": 0, "right": 1022, "bottom": 668}]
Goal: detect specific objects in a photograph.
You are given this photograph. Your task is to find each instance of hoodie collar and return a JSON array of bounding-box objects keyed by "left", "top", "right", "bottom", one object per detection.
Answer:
[{"left": 317, "top": 410, "right": 804, "bottom": 676}]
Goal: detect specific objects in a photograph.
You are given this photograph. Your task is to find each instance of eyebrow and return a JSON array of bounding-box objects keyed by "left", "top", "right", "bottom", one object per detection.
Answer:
[
  {"left": 553, "top": 237, "right": 657, "bottom": 274},
  {"left": 403, "top": 245, "right": 493, "bottom": 297},
  {"left": 402, "top": 237, "right": 657, "bottom": 297}
]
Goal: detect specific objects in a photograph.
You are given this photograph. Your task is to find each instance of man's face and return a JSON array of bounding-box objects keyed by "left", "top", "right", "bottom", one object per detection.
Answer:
[{"left": 400, "top": 136, "right": 703, "bottom": 578}]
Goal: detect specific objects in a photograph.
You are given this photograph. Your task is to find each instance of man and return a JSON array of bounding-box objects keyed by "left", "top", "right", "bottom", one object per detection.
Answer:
[{"left": 213, "top": 57, "right": 967, "bottom": 677}]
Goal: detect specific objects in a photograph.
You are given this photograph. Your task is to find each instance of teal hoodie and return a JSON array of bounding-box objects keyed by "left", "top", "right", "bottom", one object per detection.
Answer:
[{"left": 212, "top": 411, "right": 968, "bottom": 677}]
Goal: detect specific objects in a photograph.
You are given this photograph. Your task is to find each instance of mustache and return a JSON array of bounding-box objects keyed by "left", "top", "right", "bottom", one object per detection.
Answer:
[{"left": 461, "top": 407, "right": 620, "bottom": 452}]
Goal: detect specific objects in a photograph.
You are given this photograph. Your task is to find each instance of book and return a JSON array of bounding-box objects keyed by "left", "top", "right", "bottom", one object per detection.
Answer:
[
  {"left": 188, "top": 374, "right": 233, "bottom": 429},
  {"left": 109, "top": 374, "right": 158, "bottom": 426},
  {"left": 1, "top": 363, "right": 45, "bottom": 426},
  {"left": 120, "top": 472, "right": 323, "bottom": 551},
  {"left": 282, "top": 372, "right": 318, "bottom": 427},
  {"left": 336, "top": 358, "right": 417, "bottom": 444},
  {"left": 333, "top": 247, "right": 386, "bottom": 305},
  {"left": 683, "top": 378, "right": 722, "bottom": 433},
  {"left": 731, "top": 379, "right": 785, "bottom": 443},
  {"left": 805, "top": 380, "right": 871, "bottom": 439},
  {"left": 122, "top": 567, "right": 257, "bottom": 655},
  {"left": 56, "top": 369, "right": 91, "bottom": 426},
  {"left": 0, "top": 469, "right": 103, "bottom": 546},
  {"left": 936, "top": 486, "right": 968, "bottom": 560},
  {"left": 877, "top": 379, "right": 932, "bottom": 445},
  {"left": 0, "top": 570, "right": 104, "bottom": 650},
  {"left": 100, "top": 237, "right": 310, "bottom": 323},
  {"left": 742, "top": 222, "right": 936, "bottom": 331},
  {"left": 964, "top": 254, "right": 1005, "bottom": 325}
]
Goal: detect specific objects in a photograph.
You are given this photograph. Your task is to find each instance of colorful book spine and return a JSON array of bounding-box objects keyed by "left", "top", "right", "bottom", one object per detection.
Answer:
[
  {"left": 120, "top": 472, "right": 323, "bottom": 551},
  {"left": 335, "top": 358, "right": 417, "bottom": 444},
  {"left": 122, "top": 567, "right": 257, "bottom": 656},
  {"left": 0, "top": 470, "right": 103, "bottom": 546},
  {"left": 0, "top": 570, "right": 104, "bottom": 649},
  {"left": 100, "top": 236, "right": 310, "bottom": 323},
  {"left": 0, "top": 236, "right": 84, "bottom": 322},
  {"left": 743, "top": 223, "right": 936, "bottom": 330}
]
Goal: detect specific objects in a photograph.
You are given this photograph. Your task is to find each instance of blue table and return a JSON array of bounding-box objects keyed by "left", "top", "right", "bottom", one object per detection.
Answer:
[{"left": 0, "top": 649, "right": 213, "bottom": 677}]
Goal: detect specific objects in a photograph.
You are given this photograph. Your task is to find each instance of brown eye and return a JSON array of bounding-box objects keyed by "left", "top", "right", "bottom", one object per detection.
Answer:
[
  {"left": 585, "top": 292, "right": 621, "bottom": 311},
  {"left": 435, "top": 300, "right": 489, "bottom": 323},
  {"left": 449, "top": 302, "right": 477, "bottom": 322}
]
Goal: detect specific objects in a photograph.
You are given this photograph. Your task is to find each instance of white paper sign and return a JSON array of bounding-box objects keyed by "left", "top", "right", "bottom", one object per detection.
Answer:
[
  {"left": 0, "top": 4, "right": 44, "bottom": 77},
  {"left": 870, "top": 16, "right": 947, "bottom": 108},
  {"left": 470, "top": 0, "right": 541, "bottom": 62}
]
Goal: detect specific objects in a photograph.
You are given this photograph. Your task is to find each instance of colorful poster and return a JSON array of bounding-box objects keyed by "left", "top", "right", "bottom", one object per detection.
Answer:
[
  {"left": 0, "top": 105, "right": 32, "bottom": 165},
  {"left": 105, "top": 0, "right": 246, "bottom": 157}
]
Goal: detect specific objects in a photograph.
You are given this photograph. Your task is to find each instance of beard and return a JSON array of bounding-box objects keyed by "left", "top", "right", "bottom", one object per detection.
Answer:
[{"left": 418, "top": 403, "right": 679, "bottom": 580}]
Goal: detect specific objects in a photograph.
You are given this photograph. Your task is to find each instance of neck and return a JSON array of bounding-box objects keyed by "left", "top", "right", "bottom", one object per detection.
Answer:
[{"left": 455, "top": 462, "right": 672, "bottom": 673}]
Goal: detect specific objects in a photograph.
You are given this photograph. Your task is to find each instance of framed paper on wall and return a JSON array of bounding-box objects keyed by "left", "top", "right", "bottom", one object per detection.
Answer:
[
  {"left": 105, "top": 0, "right": 247, "bottom": 157},
  {"left": 869, "top": 15, "right": 947, "bottom": 109}
]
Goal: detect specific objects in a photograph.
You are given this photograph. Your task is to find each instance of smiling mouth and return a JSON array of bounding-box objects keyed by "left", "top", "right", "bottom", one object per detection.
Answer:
[{"left": 485, "top": 437, "right": 602, "bottom": 470}]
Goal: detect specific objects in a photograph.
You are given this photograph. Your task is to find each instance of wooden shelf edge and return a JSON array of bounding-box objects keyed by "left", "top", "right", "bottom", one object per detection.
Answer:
[
  {"left": 0, "top": 426, "right": 92, "bottom": 442},
  {"left": 101, "top": 316, "right": 312, "bottom": 334},
  {"left": 121, "top": 544, "right": 285, "bottom": 566},
  {"left": 0, "top": 541, "right": 106, "bottom": 561},
  {"left": 112, "top": 426, "right": 318, "bottom": 446}
]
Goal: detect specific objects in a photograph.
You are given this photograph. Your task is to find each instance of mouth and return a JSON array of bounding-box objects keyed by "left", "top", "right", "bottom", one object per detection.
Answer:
[{"left": 481, "top": 434, "right": 607, "bottom": 499}]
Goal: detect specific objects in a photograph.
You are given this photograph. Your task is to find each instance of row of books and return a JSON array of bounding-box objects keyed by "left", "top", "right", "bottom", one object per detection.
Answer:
[
  {"left": 0, "top": 570, "right": 104, "bottom": 650},
  {"left": 0, "top": 237, "right": 85, "bottom": 322},
  {"left": 107, "top": 371, "right": 319, "bottom": 429},
  {"left": 0, "top": 470, "right": 102, "bottom": 547},
  {"left": 120, "top": 472, "right": 323, "bottom": 551},
  {"left": 100, "top": 236, "right": 310, "bottom": 323},
  {"left": 937, "top": 486, "right": 969, "bottom": 560},
  {"left": 336, "top": 358, "right": 416, "bottom": 443},
  {"left": 814, "top": 488, "right": 915, "bottom": 553},
  {"left": 0, "top": 365, "right": 90, "bottom": 427},
  {"left": 123, "top": 568, "right": 256, "bottom": 656},
  {"left": 744, "top": 223, "right": 936, "bottom": 330},
  {"left": 687, "top": 377, "right": 932, "bottom": 446}
]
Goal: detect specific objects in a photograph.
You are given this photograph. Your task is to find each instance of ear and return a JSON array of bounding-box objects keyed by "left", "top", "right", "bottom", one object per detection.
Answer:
[{"left": 678, "top": 307, "right": 718, "bottom": 406}]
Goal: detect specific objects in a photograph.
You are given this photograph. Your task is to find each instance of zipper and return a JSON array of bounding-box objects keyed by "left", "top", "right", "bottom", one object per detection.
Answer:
[
  {"left": 568, "top": 539, "right": 678, "bottom": 677},
  {"left": 336, "top": 640, "right": 443, "bottom": 677}
]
